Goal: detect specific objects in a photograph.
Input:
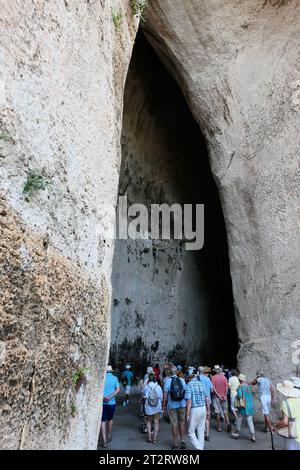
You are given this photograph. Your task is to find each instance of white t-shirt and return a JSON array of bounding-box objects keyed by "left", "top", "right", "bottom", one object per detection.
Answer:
[
  {"left": 143, "top": 382, "right": 163, "bottom": 415},
  {"left": 229, "top": 376, "right": 240, "bottom": 398}
]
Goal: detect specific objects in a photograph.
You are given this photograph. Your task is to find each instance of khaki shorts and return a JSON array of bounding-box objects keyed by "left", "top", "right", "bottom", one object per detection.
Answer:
[
  {"left": 168, "top": 407, "right": 186, "bottom": 426},
  {"left": 213, "top": 397, "right": 228, "bottom": 415},
  {"left": 146, "top": 413, "right": 161, "bottom": 420}
]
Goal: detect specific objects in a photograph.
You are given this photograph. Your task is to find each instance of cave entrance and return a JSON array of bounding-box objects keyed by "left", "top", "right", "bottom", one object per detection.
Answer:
[{"left": 109, "top": 31, "right": 238, "bottom": 377}]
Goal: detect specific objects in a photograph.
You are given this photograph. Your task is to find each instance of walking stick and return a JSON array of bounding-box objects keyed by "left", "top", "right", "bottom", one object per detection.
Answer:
[{"left": 270, "top": 430, "right": 275, "bottom": 450}]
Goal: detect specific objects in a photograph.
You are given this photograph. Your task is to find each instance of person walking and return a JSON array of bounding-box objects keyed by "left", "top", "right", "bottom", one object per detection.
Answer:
[
  {"left": 101, "top": 365, "right": 120, "bottom": 447},
  {"left": 228, "top": 369, "right": 240, "bottom": 424},
  {"left": 211, "top": 365, "right": 231, "bottom": 432},
  {"left": 153, "top": 363, "right": 161, "bottom": 386},
  {"left": 163, "top": 365, "right": 187, "bottom": 449},
  {"left": 143, "top": 372, "right": 163, "bottom": 444},
  {"left": 252, "top": 371, "right": 274, "bottom": 432},
  {"left": 198, "top": 366, "right": 213, "bottom": 441},
  {"left": 122, "top": 364, "right": 133, "bottom": 407},
  {"left": 185, "top": 369, "right": 210, "bottom": 450},
  {"left": 232, "top": 374, "right": 256, "bottom": 442},
  {"left": 275, "top": 380, "right": 300, "bottom": 450}
]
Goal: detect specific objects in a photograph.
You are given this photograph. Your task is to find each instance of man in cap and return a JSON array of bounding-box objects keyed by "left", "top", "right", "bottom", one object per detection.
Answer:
[
  {"left": 101, "top": 365, "right": 120, "bottom": 447},
  {"left": 122, "top": 364, "right": 133, "bottom": 407},
  {"left": 163, "top": 365, "right": 187, "bottom": 449},
  {"left": 211, "top": 365, "right": 231, "bottom": 432}
]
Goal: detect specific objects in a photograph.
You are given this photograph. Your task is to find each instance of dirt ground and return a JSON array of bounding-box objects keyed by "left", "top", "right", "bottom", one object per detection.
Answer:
[{"left": 98, "top": 396, "right": 283, "bottom": 451}]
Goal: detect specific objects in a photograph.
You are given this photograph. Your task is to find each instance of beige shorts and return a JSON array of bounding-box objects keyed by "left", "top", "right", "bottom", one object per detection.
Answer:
[
  {"left": 213, "top": 397, "right": 228, "bottom": 415},
  {"left": 146, "top": 413, "right": 161, "bottom": 420},
  {"left": 168, "top": 407, "right": 186, "bottom": 426}
]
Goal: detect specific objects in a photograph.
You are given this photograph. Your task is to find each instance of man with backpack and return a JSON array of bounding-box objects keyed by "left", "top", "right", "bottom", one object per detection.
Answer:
[
  {"left": 163, "top": 366, "right": 187, "bottom": 449},
  {"left": 121, "top": 364, "right": 133, "bottom": 407},
  {"left": 143, "top": 372, "right": 163, "bottom": 444}
]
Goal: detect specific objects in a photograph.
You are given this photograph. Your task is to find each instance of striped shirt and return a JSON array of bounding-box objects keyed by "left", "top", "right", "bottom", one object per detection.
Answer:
[{"left": 185, "top": 377, "right": 207, "bottom": 408}]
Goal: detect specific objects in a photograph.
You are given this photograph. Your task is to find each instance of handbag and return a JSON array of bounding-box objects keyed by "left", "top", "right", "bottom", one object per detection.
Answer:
[
  {"left": 277, "top": 399, "right": 298, "bottom": 439},
  {"left": 234, "top": 386, "right": 246, "bottom": 408}
]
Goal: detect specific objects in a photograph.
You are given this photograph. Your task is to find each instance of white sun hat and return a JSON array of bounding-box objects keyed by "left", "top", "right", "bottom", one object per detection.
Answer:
[
  {"left": 291, "top": 377, "right": 300, "bottom": 390},
  {"left": 125, "top": 364, "right": 131, "bottom": 369},
  {"left": 107, "top": 365, "right": 113, "bottom": 372},
  {"left": 277, "top": 380, "right": 300, "bottom": 398},
  {"left": 238, "top": 374, "right": 246, "bottom": 382}
]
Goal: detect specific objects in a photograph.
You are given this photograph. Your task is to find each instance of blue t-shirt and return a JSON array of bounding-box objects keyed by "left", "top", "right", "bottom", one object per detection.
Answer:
[
  {"left": 164, "top": 376, "right": 187, "bottom": 409},
  {"left": 198, "top": 374, "right": 213, "bottom": 401},
  {"left": 122, "top": 370, "right": 133, "bottom": 386},
  {"left": 257, "top": 377, "right": 271, "bottom": 398},
  {"left": 103, "top": 372, "right": 119, "bottom": 405}
]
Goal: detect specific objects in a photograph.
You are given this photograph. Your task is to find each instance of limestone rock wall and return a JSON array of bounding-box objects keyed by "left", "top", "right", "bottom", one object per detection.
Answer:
[
  {"left": 144, "top": 0, "right": 300, "bottom": 384},
  {"left": 0, "top": 0, "right": 137, "bottom": 449}
]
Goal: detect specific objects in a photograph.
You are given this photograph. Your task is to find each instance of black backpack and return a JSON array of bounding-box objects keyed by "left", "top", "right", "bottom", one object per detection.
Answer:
[{"left": 169, "top": 377, "right": 185, "bottom": 401}]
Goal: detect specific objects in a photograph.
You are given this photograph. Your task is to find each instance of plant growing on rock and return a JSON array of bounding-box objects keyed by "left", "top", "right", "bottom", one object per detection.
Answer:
[
  {"left": 23, "top": 171, "right": 50, "bottom": 198},
  {"left": 130, "top": 0, "right": 148, "bottom": 22},
  {"left": 72, "top": 367, "right": 89, "bottom": 393},
  {"left": 71, "top": 402, "right": 77, "bottom": 417},
  {"left": 112, "top": 10, "right": 122, "bottom": 29},
  {"left": 0, "top": 132, "right": 13, "bottom": 142}
]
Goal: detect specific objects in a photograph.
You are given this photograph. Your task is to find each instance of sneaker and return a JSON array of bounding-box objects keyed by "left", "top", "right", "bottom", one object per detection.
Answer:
[
  {"left": 205, "top": 435, "right": 210, "bottom": 441},
  {"left": 171, "top": 444, "right": 178, "bottom": 450},
  {"left": 232, "top": 432, "right": 239, "bottom": 439},
  {"left": 180, "top": 441, "right": 186, "bottom": 449},
  {"left": 251, "top": 434, "right": 256, "bottom": 442},
  {"left": 227, "top": 423, "right": 232, "bottom": 433}
]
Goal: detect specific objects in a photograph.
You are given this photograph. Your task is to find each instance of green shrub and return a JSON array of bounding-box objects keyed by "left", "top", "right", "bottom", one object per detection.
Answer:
[
  {"left": 72, "top": 368, "right": 89, "bottom": 393},
  {"left": 23, "top": 171, "right": 50, "bottom": 196},
  {"left": 130, "top": 0, "right": 148, "bottom": 22},
  {"left": 112, "top": 11, "right": 123, "bottom": 29},
  {"left": 0, "top": 133, "right": 13, "bottom": 142},
  {"left": 71, "top": 403, "right": 77, "bottom": 417}
]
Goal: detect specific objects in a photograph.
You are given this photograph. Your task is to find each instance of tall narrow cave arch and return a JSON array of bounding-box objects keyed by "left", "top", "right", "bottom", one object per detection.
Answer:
[{"left": 109, "top": 32, "right": 238, "bottom": 375}]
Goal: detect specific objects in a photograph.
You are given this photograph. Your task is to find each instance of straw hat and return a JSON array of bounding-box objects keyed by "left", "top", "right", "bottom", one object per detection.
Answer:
[
  {"left": 204, "top": 366, "right": 211, "bottom": 374},
  {"left": 277, "top": 380, "right": 300, "bottom": 398},
  {"left": 238, "top": 374, "right": 246, "bottom": 382},
  {"left": 291, "top": 377, "right": 300, "bottom": 389},
  {"left": 125, "top": 364, "right": 131, "bottom": 369},
  {"left": 214, "top": 365, "right": 221, "bottom": 372}
]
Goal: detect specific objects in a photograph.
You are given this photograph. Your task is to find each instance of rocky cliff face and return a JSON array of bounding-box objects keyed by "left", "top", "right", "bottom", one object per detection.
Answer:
[
  {"left": 144, "top": 0, "right": 300, "bottom": 382},
  {"left": 0, "top": 0, "right": 137, "bottom": 449}
]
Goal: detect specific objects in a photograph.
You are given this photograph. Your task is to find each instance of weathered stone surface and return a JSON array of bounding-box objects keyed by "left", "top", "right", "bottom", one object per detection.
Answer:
[
  {"left": 0, "top": 195, "right": 110, "bottom": 449},
  {"left": 0, "top": 0, "right": 137, "bottom": 449},
  {"left": 144, "top": 0, "right": 300, "bottom": 383}
]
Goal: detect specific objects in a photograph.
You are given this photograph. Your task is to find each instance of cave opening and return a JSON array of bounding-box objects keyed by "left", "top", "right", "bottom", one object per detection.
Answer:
[{"left": 109, "top": 31, "right": 239, "bottom": 377}]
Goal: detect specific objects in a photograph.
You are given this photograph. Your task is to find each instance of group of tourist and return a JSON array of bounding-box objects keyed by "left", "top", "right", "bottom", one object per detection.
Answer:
[{"left": 100, "top": 362, "right": 300, "bottom": 451}]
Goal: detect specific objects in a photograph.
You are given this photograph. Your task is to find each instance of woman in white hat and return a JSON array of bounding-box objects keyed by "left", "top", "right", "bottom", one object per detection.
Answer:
[{"left": 275, "top": 380, "right": 300, "bottom": 450}]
